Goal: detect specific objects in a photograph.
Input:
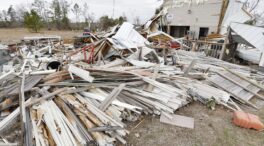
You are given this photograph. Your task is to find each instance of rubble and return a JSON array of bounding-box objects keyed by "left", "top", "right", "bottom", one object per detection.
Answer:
[{"left": 0, "top": 21, "right": 264, "bottom": 145}]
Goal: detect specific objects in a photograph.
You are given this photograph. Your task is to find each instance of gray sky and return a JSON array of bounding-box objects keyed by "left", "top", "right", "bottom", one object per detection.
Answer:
[{"left": 0, "top": 0, "right": 163, "bottom": 23}]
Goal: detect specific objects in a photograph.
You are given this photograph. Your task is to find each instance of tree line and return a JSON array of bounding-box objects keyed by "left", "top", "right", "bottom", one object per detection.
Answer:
[{"left": 0, "top": 0, "right": 127, "bottom": 32}]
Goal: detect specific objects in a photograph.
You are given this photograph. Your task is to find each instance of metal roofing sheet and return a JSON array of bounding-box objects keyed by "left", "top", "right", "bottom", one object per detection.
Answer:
[
  {"left": 230, "top": 23, "right": 264, "bottom": 52},
  {"left": 111, "top": 22, "right": 148, "bottom": 49}
]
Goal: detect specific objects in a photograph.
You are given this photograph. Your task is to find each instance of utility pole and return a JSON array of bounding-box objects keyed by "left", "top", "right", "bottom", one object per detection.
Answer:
[{"left": 112, "top": 0, "right": 115, "bottom": 18}]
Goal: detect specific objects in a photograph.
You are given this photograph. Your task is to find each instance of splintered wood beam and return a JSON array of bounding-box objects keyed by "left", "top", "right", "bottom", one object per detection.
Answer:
[
  {"left": 87, "top": 126, "right": 124, "bottom": 132},
  {"left": 0, "top": 88, "right": 67, "bottom": 133},
  {"left": 19, "top": 73, "right": 26, "bottom": 146},
  {"left": 139, "top": 47, "right": 143, "bottom": 61},
  {"left": 26, "top": 88, "right": 66, "bottom": 107},
  {"left": 78, "top": 115, "right": 110, "bottom": 146},
  {"left": 99, "top": 84, "right": 126, "bottom": 111},
  {"left": 25, "top": 108, "right": 33, "bottom": 146},
  {"left": 54, "top": 98, "right": 94, "bottom": 143}
]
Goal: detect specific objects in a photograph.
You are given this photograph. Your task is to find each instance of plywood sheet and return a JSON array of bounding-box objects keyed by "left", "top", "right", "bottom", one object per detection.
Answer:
[{"left": 160, "top": 113, "right": 194, "bottom": 129}]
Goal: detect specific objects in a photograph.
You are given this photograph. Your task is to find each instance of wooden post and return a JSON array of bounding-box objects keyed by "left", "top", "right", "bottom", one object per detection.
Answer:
[
  {"left": 219, "top": 27, "right": 230, "bottom": 60},
  {"left": 139, "top": 47, "right": 143, "bottom": 61},
  {"left": 163, "top": 48, "right": 168, "bottom": 65},
  {"left": 191, "top": 41, "right": 197, "bottom": 52},
  {"left": 167, "top": 25, "right": 171, "bottom": 35}
]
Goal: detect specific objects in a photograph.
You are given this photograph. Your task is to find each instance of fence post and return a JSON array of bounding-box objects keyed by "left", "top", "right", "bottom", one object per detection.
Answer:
[{"left": 220, "top": 28, "right": 230, "bottom": 60}]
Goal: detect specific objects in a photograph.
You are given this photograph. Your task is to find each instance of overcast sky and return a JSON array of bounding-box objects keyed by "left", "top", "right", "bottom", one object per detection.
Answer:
[{"left": 0, "top": 0, "right": 163, "bottom": 23}]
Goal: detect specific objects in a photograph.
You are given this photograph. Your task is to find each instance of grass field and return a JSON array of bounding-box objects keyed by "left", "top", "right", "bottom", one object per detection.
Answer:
[{"left": 0, "top": 28, "right": 82, "bottom": 44}]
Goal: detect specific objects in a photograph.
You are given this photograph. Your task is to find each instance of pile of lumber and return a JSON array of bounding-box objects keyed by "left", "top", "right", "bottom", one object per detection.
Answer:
[{"left": 0, "top": 22, "right": 264, "bottom": 145}]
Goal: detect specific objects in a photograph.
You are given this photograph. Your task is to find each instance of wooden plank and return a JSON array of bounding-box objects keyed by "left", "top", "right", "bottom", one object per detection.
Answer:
[
  {"left": 99, "top": 84, "right": 125, "bottom": 111},
  {"left": 88, "top": 126, "right": 123, "bottom": 132},
  {"left": 160, "top": 113, "right": 194, "bottom": 129},
  {"left": 209, "top": 75, "right": 254, "bottom": 101},
  {"left": 217, "top": 72, "right": 264, "bottom": 100},
  {"left": 25, "top": 108, "right": 33, "bottom": 146},
  {"left": 224, "top": 71, "right": 260, "bottom": 94},
  {"left": 54, "top": 98, "right": 94, "bottom": 143},
  {"left": 0, "top": 88, "right": 67, "bottom": 133},
  {"left": 26, "top": 88, "right": 66, "bottom": 107},
  {"left": 207, "top": 77, "right": 259, "bottom": 109},
  {"left": 224, "top": 67, "right": 264, "bottom": 91},
  {"left": 19, "top": 73, "right": 26, "bottom": 146},
  {"left": 0, "top": 75, "right": 43, "bottom": 99},
  {"left": 68, "top": 65, "right": 94, "bottom": 82}
]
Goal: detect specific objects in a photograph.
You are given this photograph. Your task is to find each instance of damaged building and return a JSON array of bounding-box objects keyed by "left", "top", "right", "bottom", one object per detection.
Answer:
[{"left": 161, "top": 0, "right": 252, "bottom": 39}]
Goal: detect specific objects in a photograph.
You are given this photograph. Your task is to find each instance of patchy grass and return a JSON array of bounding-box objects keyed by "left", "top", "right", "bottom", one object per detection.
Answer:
[{"left": 213, "top": 128, "right": 237, "bottom": 146}]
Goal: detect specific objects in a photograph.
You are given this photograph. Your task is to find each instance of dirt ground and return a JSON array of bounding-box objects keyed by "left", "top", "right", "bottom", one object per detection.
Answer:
[
  {"left": 0, "top": 28, "right": 82, "bottom": 44},
  {"left": 1, "top": 28, "right": 264, "bottom": 146},
  {"left": 126, "top": 101, "right": 264, "bottom": 146}
]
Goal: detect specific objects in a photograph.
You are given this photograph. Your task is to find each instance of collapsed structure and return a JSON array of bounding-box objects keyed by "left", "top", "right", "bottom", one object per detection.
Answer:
[{"left": 0, "top": 21, "right": 263, "bottom": 145}]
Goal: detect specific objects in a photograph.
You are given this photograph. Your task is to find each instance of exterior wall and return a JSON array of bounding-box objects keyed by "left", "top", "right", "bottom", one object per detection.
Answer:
[{"left": 163, "top": 0, "right": 223, "bottom": 39}]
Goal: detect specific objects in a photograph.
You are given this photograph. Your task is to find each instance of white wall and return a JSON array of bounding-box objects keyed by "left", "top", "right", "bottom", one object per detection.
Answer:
[{"left": 164, "top": 0, "right": 223, "bottom": 38}]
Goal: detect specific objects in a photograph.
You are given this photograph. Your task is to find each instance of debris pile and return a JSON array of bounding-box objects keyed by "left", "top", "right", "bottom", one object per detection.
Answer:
[{"left": 0, "top": 22, "right": 264, "bottom": 145}]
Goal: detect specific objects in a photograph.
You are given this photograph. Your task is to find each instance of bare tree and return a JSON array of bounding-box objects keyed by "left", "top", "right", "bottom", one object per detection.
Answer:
[
  {"left": 72, "top": 3, "right": 81, "bottom": 29},
  {"left": 7, "top": 5, "right": 17, "bottom": 27},
  {"left": 32, "top": 0, "right": 53, "bottom": 28},
  {"left": 2, "top": 10, "right": 8, "bottom": 23},
  {"left": 82, "top": 3, "right": 94, "bottom": 30},
  {"left": 15, "top": 5, "right": 28, "bottom": 25},
  {"left": 60, "top": 0, "right": 71, "bottom": 29}
]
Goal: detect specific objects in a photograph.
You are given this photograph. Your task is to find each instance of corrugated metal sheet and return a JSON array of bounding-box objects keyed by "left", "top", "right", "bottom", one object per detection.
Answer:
[
  {"left": 220, "top": 0, "right": 252, "bottom": 34},
  {"left": 111, "top": 22, "right": 148, "bottom": 49},
  {"left": 230, "top": 23, "right": 264, "bottom": 51}
]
